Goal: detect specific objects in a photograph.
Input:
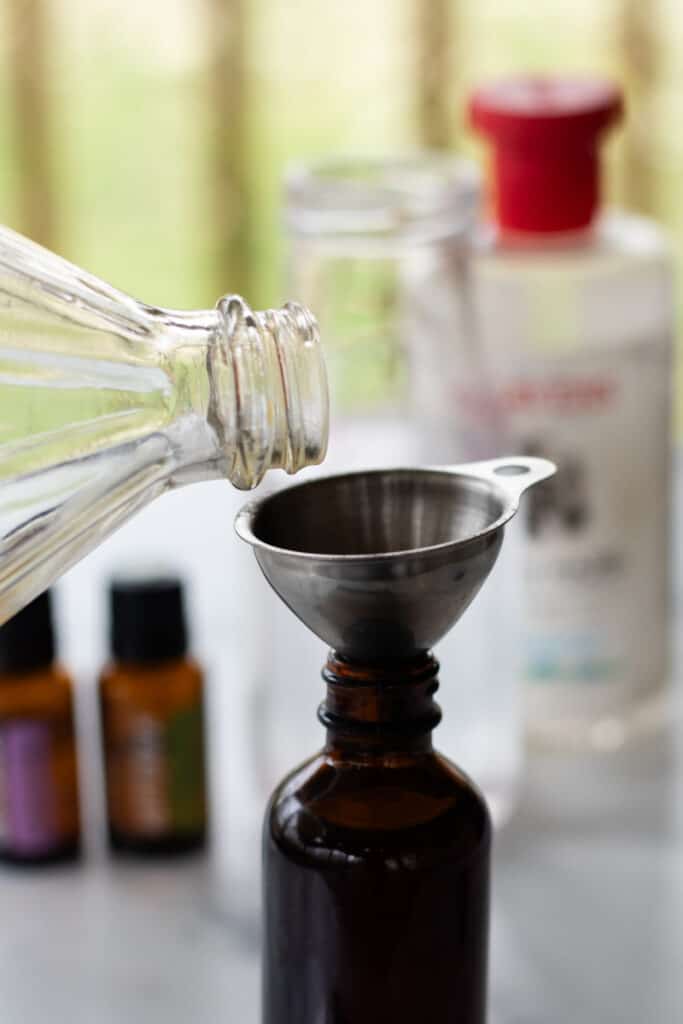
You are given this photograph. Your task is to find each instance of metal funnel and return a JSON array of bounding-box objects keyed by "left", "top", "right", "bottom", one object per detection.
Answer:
[{"left": 235, "top": 457, "right": 555, "bottom": 661}]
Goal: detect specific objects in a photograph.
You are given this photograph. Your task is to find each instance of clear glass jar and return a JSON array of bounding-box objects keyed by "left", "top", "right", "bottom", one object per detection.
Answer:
[{"left": 283, "top": 155, "right": 480, "bottom": 470}]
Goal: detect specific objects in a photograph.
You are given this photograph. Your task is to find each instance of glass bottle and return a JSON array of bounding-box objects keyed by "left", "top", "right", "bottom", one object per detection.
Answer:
[
  {"left": 99, "top": 576, "right": 207, "bottom": 855},
  {"left": 0, "top": 589, "right": 81, "bottom": 864},
  {"left": 0, "top": 225, "right": 328, "bottom": 624},
  {"left": 465, "top": 77, "right": 674, "bottom": 750},
  {"left": 264, "top": 653, "right": 490, "bottom": 1024}
]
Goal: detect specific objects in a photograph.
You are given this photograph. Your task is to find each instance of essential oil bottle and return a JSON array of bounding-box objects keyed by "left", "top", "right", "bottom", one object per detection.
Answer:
[
  {"left": 99, "top": 577, "right": 207, "bottom": 855},
  {"left": 0, "top": 590, "right": 81, "bottom": 864}
]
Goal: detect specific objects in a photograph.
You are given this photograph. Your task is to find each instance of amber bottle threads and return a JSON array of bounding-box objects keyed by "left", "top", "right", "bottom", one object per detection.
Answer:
[
  {"left": 264, "top": 653, "right": 490, "bottom": 1024},
  {"left": 0, "top": 590, "right": 81, "bottom": 865},
  {"left": 100, "top": 578, "right": 207, "bottom": 855}
]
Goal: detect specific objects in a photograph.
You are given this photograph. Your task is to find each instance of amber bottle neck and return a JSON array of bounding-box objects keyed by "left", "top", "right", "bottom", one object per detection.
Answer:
[{"left": 319, "top": 652, "right": 441, "bottom": 755}]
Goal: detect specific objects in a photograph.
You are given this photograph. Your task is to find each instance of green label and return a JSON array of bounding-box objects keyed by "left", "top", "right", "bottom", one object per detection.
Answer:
[{"left": 166, "top": 703, "right": 206, "bottom": 833}]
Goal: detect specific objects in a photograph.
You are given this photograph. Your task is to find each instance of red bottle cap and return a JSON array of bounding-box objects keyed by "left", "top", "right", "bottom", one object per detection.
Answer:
[{"left": 469, "top": 76, "right": 623, "bottom": 233}]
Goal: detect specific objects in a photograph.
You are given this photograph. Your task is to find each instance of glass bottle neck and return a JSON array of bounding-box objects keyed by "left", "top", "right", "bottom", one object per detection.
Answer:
[
  {"left": 161, "top": 295, "right": 328, "bottom": 490},
  {"left": 320, "top": 653, "right": 441, "bottom": 757}
]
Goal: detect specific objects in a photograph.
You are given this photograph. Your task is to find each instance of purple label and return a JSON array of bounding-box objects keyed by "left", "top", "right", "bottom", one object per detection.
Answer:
[
  {"left": 0, "top": 732, "right": 8, "bottom": 845},
  {"left": 0, "top": 721, "right": 58, "bottom": 855}
]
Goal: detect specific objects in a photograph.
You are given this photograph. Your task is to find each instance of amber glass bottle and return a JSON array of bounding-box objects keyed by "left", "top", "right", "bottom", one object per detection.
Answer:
[
  {"left": 264, "top": 653, "right": 490, "bottom": 1024},
  {"left": 100, "top": 578, "right": 207, "bottom": 855},
  {"left": 0, "top": 590, "right": 81, "bottom": 865}
]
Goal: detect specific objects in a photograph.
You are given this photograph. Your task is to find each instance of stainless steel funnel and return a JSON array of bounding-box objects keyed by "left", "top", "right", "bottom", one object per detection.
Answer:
[{"left": 235, "top": 457, "right": 555, "bottom": 661}]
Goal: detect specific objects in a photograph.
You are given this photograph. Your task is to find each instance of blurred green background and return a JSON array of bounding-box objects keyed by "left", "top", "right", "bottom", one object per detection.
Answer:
[{"left": 0, "top": 0, "right": 679, "bottom": 389}]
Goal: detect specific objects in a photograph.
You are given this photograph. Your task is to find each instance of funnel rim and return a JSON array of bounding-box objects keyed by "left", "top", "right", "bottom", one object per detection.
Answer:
[{"left": 234, "top": 465, "right": 521, "bottom": 563}]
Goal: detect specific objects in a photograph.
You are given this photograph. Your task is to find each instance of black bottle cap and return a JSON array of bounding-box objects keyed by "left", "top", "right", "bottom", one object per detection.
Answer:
[
  {"left": 110, "top": 576, "right": 188, "bottom": 663},
  {"left": 0, "top": 590, "right": 55, "bottom": 674}
]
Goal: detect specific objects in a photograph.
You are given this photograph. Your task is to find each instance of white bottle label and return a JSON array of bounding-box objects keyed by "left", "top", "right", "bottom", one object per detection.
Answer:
[{"left": 455, "top": 336, "right": 672, "bottom": 722}]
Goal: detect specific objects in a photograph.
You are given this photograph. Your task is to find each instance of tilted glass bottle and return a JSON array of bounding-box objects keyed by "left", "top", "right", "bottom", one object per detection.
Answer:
[{"left": 0, "top": 226, "right": 328, "bottom": 623}]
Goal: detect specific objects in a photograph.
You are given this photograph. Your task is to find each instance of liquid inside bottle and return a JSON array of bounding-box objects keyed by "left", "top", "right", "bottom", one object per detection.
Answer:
[{"left": 0, "top": 226, "right": 328, "bottom": 622}]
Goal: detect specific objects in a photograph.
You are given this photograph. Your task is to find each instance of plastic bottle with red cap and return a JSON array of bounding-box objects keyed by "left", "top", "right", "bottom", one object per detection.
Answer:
[
  {"left": 454, "top": 75, "right": 674, "bottom": 750},
  {"left": 470, "top": 77, "right": 623, "bottom": 235}
]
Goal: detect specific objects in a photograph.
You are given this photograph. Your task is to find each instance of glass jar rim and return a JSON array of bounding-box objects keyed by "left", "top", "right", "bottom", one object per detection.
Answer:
[{"left": 285, "top": 152, "right": 480, "bottom": 244}]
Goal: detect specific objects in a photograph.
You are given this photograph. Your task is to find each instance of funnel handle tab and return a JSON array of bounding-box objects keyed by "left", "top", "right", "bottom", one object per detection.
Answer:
[{"left": 445, "top": 456, "right": 556, "bottom": 504}]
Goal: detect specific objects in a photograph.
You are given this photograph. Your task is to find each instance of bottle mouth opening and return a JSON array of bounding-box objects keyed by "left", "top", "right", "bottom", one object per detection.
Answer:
[
  {"left": 285, "top": 153, "right": 480, "bottom": 244},
  {"left": 214, "top": 296, "right": 329, "bottom": 490},
  {"left": 259, "top": 302, "right": 330, "bottom": 476}
]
